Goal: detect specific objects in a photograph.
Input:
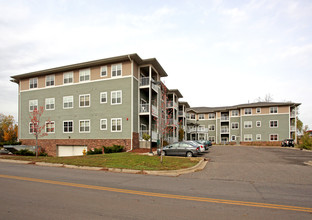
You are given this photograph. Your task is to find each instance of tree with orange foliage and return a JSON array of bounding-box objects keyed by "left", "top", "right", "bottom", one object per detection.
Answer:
[{"left": 0, "top": 113, "right": 18, "bottom": 143}]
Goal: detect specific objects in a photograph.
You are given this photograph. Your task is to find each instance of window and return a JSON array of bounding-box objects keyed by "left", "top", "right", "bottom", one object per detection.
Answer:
[
  {"left": 208, "top": 113, "right": 215, "bottom": 119},
  {"left": 256, "top": 121, "right": 261, "bottom": 127},
  {"left": 45, "top": 98, "right": 55, "bottom": 110},
  {"left": 256, "top": 134, "right": 261, "bottom": 141},
  {"left": 111, "top": 91, "right": 122, "bottom": 105},
  {"left": 231, "top": 135, "right": 236, "bottom": 141},
  {"left": 111, "top": 64, "right": 122, "bottom": 77},
  {"left": 244, "top": 121, "right": 252, "bottom": 128},
  {"left": 101, "top": 66, "right": 107, "bottom": 77},
  {"left": 29, "top": 122, "right": 37, "bottom": 134},
  {"left": 244, "top": 108, "right": 252, "bottom": 115},
  {"left": 232, "top": 110, "right": 239, "bottom": 116},
  {"left": 186, "top": 113, "right": 190, "bottom": 119},
  {"left": 29, "top": 78, "right": 38, "bottom": 89},
  {"left": 270, "top": 107, "right": 278, "bottom": 114},
  {"left": 270, "top": 134, "right": 278, "bottom": 141},
  {"left": 46, "top": 75, "right": 55, "bottom": 87},
  {"left": 208, "top": 125, "right": 215, "bottom": 131},
  {"left": 199, "top": 114, "right": 205, "bottom": 120},
  {"left": 100, "top": 92, "right": 107, "bottom": 103},
  {"left": 79, "top": 69, "right": 90, "bottom": 82},
  {"left": 63, "top": 121, "right": 73, "bottom": 133},
  {"left": 208, "top": 136, "right": 215, "bottom": 142},
  {"left": 270, "top": 120, "right": 278, "bottom": 128},
  {"left": 231, "top": 122, "right": 239, "bottom": 129},
  {"left": 79, "top": 94, "right": 90, "bottom": 107},
  {"left": 244, "top": 134, "right": 252, "bottom": 141},
  {"left": 29, "top": 100, "right": 38, "bottom": 112},
  {"left": 79, "top": 120, "right": 90, "bottom": 133},
  {"left": 45, "top": 121, "right": 55, "bottom": 133},
  {"left": 63, "top": 96, "right": 73, "bottom": 109},
  {"left": 111, "top": 118, "right": 122, "bottom": 132},
  {"left": 256, "top": 108, "right": 261, "bottom": 113},
  {"left": 198, "top": 125, "right": 205, "bottom": 132},
  {"left": 100, "top": 119, "right": 107, "bottom": 130},
  {"left": 190, "top": 113, "right": 195, "bottom": 119},
  {"left": 64, "top": 72, "right": 73, "bottom": 84}
]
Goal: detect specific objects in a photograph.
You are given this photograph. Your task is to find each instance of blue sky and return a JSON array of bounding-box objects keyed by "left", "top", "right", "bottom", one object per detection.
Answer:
[{"left": 1, "top": 0, "right": 311, "bottom": 128}]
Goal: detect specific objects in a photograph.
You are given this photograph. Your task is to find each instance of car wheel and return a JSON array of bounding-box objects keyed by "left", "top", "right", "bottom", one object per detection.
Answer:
[
  {"left": 186, "top": 151, "right": 193, "bottom": 157},
  {"left": 161, "top": 151, "right": 166, "bottom": 156}
]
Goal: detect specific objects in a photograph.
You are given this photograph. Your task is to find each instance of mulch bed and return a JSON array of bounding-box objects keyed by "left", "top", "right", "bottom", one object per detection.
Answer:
[{"left": 130, "top": 148, "right": 157, "bottom": 153}]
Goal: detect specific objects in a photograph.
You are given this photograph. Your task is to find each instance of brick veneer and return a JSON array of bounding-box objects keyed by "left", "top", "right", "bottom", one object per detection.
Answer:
[{"left": 21, "top": 135, "right": 140, "bottom": 156}]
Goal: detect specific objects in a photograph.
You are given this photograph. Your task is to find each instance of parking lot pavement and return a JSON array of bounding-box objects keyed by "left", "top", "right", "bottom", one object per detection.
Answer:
[{"left": 183, "top": 145, "right": 312, "bottom": 184}]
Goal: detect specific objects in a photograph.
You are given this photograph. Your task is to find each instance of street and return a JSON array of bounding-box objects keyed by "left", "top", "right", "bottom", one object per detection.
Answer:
[{"left": 0, "top": 146, "right": 312, "bottom": 219}]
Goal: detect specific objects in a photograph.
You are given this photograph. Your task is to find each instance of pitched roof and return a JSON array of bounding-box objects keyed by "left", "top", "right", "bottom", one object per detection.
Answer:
[
  {"left": 11, "top": 53, "right": 168, "bottom": 82},
  {"left": 168, "top": 89, "right": 183, "bottom": 98}
]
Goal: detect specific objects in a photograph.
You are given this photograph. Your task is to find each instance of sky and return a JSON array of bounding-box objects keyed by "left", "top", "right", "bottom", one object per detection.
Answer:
[{"left": 1, "top": 0, "right": 311, "bottom": 128}]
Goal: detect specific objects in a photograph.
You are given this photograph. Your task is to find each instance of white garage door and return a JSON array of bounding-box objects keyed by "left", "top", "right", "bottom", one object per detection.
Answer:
[{"left": 58, "top": 146, "right": 87, "bottom": 157}]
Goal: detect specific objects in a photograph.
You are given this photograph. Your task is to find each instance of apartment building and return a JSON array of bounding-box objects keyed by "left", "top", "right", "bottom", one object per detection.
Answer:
[
  {"left": 186, "top": 102, "right": 300, "bottom": 144},
  {"left": 11, "top": 54, "right": 168, "bottom": 156}
]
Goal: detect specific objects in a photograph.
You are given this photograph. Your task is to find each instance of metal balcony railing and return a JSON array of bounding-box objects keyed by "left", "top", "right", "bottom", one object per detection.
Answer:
[
  {"left": 140, "top": 77, "right": 149, "bottom": 86},
  {"left": 221, "top": 116, "right": 229, "bottom": 121}
]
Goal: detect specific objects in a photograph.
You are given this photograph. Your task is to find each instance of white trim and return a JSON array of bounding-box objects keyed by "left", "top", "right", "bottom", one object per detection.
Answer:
[
  {"left": 239, "top": 113, "right": 290, "bottom": 117},
  {"left": 111, "top": 118, "right": 122, "bottom": 132},
  {"left": 269, "top": 120, "right": 278, "bottom": 128},
  {"left": 100, "top": 119, "right": 107, "bottom": 130},
  {"left": 256, "top": 107, "right": 261, "bottom": 114},
  {"left": 29, "top": 122, "right": 35, "bottom": 134},
  {"left": 79, "top": 94, "right": 91, "bottom": 108},
  {"left": 269, "top": 134, "right": 279, "bottom": 141},
  {"left": 100, "top": 65, "right": 107, "bottom": 77},
  {"left": 244, "top": 108, "right": 252, "bottom": 115},
  {"left": 244, "top": 121, "right": 252, "bottom": 129},
  {"left": 29, "top": 77, "right": 38, "bottom": 89},
  {"left": 20, "top": 75, "right": 133, "bottom": 93},
  {"left": 231, "top": 122, "right": 239, "bottom": 130},
  {"left": 45, "top": 121, "right": 55, "bottom": 133},
  {"left": 231, "top": 110, "right": 239, "bottom": 117},
  {"left": 256, "top": 121, "right": 261, "bottom": 127},
  {"left": 63, "top": 96, "right": 74, "bottom": 109},
  {"left": 29, "top": 99, "right": 38, "bottom": 112},
  {"left": 63, "top": 71, "right": 74, "bottom": 84},
  {"left": 100, "top": 92, "right": 107, "bottom": 104},
  {"left": 198, "top": 114, "right": 205, "bottom": 120},
  {"left": 63, "top": 120, "right": 74, "bottom": 133},
  {"left": 79, "top": 119, "right": 91, "bottom": 133},
  {"left": 244, "top": 134, "right": 252, "bottom": 141},
  {"left": 111, "top": 90, "right": 122, "bottom": 105},
  {"left": 111, "top": 63, "right": 122, "bottom": 78},
  {"left": 79, "top": 68, "right": 91, "bottom": 82},
  {"left": 269, "top": 106, "right": 278, "bottom": 114},
  {"left": 256, "top": 134, "right": 261, "bottom": 140},
  {"left": 45, "top": 74, "right": 55, "bottom": 87},
  {"left": 208, "top": 113, "right": 216, "bottom": 120},
  {"left": 45, "top": 98, "right": 55, "bottom": 110}
]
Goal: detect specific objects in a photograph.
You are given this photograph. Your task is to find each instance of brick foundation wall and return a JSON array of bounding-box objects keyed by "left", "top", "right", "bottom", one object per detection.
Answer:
[
  {"left": 239, "top": 141, "right": 282, "bottom": 146},
  {"left": 20, "top": 138, "right": 134, "bottom": 157},
  {"left": 132, "top": 132, "right": 139, "bottom": 150}
]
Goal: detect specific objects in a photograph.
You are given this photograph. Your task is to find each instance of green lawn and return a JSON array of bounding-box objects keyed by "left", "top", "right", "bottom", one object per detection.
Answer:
[{"left": 0, "top": 153, "right": 200, "bottom": 170}]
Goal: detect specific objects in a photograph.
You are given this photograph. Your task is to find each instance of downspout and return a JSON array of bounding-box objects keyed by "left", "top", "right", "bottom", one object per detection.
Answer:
[{"left": 128, "top": 55, "right": 133, "bottom": 151}]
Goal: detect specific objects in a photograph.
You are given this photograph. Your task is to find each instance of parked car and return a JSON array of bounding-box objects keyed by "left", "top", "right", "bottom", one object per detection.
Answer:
[
  {"left": 187, "top": 141, "right": 206, "bottom": 152},
  {"left": 196, "top": 140, "right": 212, "bottom": 150},
  {"left": 157, "top": 142, "right": 201, "bottom": 157},
  {"left": 0, "top": 148, "right": 12, "bottom": 155},
  {"left": 281, "top": 139, "right": 294, "bottom": 147}
]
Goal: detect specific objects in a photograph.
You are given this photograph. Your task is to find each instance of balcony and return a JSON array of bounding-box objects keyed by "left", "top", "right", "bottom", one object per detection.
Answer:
[
  {"left": 140, "top": 104, "right": 158, "bottom": 116},
  {"left": 140, "top": 130, "right": 158, "bottom": 141},
  {"left": 167, "top": 119, "right": 178, "bottom": 126},
  {"left": 290, "top": 126, "right": 296, "bottom": 132},
  {"left": 221, "top": 116, "right": 229, "bottom": 121},
  {"left": 167, "top": 101, "right": 178, "bottom": 109},
  {"left": 178, "top": 111, "right": 185, "bottom": 117},
  {"left": 187, "top": 127, "right": 208, "bottom": 133},
  {"left": 140, "top": 77, "right": 159, "bottom": 92},
  {"left": 290, "top": 112, "right": 296, "bottom": 118},
  {"left": 221, "top": 127, "right": 229, "bottom": 134}
]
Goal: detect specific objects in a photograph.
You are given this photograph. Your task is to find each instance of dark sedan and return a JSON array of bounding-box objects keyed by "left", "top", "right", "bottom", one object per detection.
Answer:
[{"left": 157, "top": 142, "right": 201, "bottom": 157}]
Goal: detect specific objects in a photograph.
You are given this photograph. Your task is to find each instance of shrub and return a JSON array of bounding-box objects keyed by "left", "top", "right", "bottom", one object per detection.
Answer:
[
  {"left": 87, "top": 147, "right": 103, "bottom": 155},
  {"left": 15, "top": 149, "right": 35, "bottom": 156},
  {"left": 39, "top": 148, "right": 48, "bottom": 156},
  {"left": 103, "top": 145, "right": 124, "bottom": 154},
  {"left": 299, "top": 133, "right": 312, "bottom": 150}
]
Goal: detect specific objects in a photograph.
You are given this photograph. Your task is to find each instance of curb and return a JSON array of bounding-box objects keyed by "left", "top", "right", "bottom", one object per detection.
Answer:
[{"left": 0, "top": 158, "right": 208, "bottom": 176}]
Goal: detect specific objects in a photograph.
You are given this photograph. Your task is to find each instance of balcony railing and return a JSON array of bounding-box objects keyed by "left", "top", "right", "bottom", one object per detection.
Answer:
[
  {"left": 290, "top": 112, "right": 296, "bottom": 118},
  {"left": 187, "top": 128, "right": 208, "bottom": 133},
  {"left": 140, "top": 130, "right": 157, "bottom": 141},
  {"left": 221, "top": 116, "right": 229, "bottom": 121},
  {"left": 140, "top": 77, "right": 149, "bottom": 86},
  {"left": 290, "top": 126, "right": 296, "bottom": 131},
  {"left": 178, "top": 111, "right": 185, "bottom": 117},
  {"left": 167, "top": 137, "right": 178, "bottom": 144},
  {"left": 167, "top": 119, "right": 178, "bottom": 126},
  {"left": 166, "top": 101, "right": 178, "bottom": 108},
  {"left": 221, "top": 127, "right": 229, "bottom": 134},
  {"left": 140, "top": 104, "right": 158, "bottom": 116}
]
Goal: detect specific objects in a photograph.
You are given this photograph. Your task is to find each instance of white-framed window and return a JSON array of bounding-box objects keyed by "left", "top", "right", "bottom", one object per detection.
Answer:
[
  {"left": 29, "top": 99, "right": 38, "bottom": 112},
  {"left": 29, "top": 122, "right": 37, "bottom": 134},
  {"left": 198, "top": 125, "right": 205, "bottom": 132},
  {"left": 111, "top": 118, "right": 122, "bottom": 132},
  {"left": 64, "top": 72, "right": 73, "bottom": 84},
  {"left": 208, "top": 136, "right": 215, "bottom": 142},
  {"left": 100, "top": 119, "right": 107, "bottom": 130},
  {"left": 63, "top": 120, "right": 73, "bottom": 133},
  {"left": 198, "top": 114, "right": 205, "bottom": 120},
  {"left": 244, "top": 121, "right": 252, "bottom": 128},
  {"left": 111, "top": 63, "right": 122, "bottom": 77},
  {"left": 100, "top": 92, "right": 107, "bottom": 104},
  {"left": 232, "top": 110, "right": 239, "bottom": 116},
  {"left": 186, "top": 113, "right": 190, "bottom": 119},
  {"left": 190, "top": 113, "right": 195, "bottom": 119},
  {"left": 208, "top": 113, "right": 215, "bottom": 119},
  {"left": 270, "top": 134, "right": 278, "bottom": 141},
  {"left": 244, "top": 108, "right": 252, "bottom": 115},
  {"left": 79, "top": 120, "right": 90, "bottom": 133},
  {"left": 256, "top": 134, "right": 261, "bottom": 141},
  {"left": 29, "top": 78, "right": 38, "bottom": 89},
  {"left": 79, "top": 69, "right": 90, "bottom": 82},
  {"left": 244, "top": 134, "right": 252, "bottom": 141},
  {"left": 79, "top": 94, "right": 90, "bottom": 107},
  {"left": 45, "top": 121, "right": 55, "bottom": 133},
  {"left": 270, "top": 107, "right": 278, "bottom": 114},
  {"left": 270, "top": 120, "right": 278, "bottom": 128},
  {"left": 45, "top": 98, "right": 55, "bottom": 110},
  {"left": 256, "top": 121, "right": 261, "bottom": 127},
  {"left": 111, "top": 90, "right": 122, "bottom": 105},
  {"left": 63, "top": 96, "right": 73, "bottom": 109},
  {"left": 101, "top": 66, "right": 107, "bottom": 77},
  {"left": 231, "top": 135, "right": 236, "bottom": 141},
  {"left": 256, "top": 108, "right": 261, "bottom": 113},
  {"left": 231, "top": 122, "right": 239, "bottom": 130},
  {"left": 208, "top": 124, "right": 215, "bottom": 131},
  {"left": 45, "top": 75, "right": 55, "bottom": 87}
]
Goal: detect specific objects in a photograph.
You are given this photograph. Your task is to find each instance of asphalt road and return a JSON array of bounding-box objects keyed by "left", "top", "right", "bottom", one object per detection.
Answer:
[{"left": 0, "top": 146, "right": 312, "bottom": 219}]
